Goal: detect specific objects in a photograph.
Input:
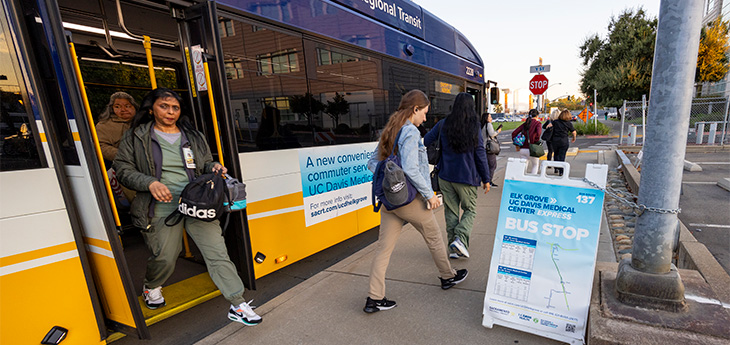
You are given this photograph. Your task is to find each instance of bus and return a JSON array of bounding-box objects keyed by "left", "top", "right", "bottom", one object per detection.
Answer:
[{"left": 0, "top": 0, "right": 485, "bottom": 343}]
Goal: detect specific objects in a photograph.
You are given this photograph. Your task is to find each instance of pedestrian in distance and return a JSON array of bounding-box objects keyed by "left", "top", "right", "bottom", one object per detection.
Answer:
[
  {"left": 550, "top": 109, "right": 577, "bottom": 175},
  {"left": 364, "top": 89, "right": 468, "bottom": 313},
  {"left": 113, "top": 88, "right": 262, "bottom": 326},
  {"left": 512, "top": 109, "right": 542, "bottom": 174},
  {"left": 424, "top": 94, "right": 491, "bottom": 260},
  {"left": 542, "top": 109, "right": 560, "bottom": 161},
  {"left": 481, "top": 112, "right": 502, "bottom": 187}
]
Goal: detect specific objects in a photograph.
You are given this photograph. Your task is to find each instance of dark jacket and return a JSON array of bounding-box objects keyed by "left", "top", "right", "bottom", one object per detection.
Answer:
[
  {"left": 424, "top": 120, "right": 490, "bottom": 186},
  {"left": 113, "top": 121, "right": 219, "bottom": 228},
  {"left": 512, "top": 118, "right": 542, "bottom": 149},
  {"left": 551, "top": 119, "right": 576, "bottom": 140}
]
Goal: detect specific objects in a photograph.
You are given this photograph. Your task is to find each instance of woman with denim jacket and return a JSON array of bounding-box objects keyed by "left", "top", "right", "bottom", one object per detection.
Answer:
[{"left": 362, "top": 90, "right": 468, "bottom": 313}]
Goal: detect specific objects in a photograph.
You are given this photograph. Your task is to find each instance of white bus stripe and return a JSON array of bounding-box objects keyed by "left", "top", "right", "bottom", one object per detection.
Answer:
[
  {"left": 85, "top": 244, "right": 114, "bottom": 258},
  {"left": 248, "top": 206, "right": 304, "bottom": 220},
  {"left": 0, "top": 250, "right": 79, "bottom": 276}
]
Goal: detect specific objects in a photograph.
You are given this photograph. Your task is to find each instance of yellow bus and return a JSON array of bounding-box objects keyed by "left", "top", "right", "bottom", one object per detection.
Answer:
[{"left": 0, "top": 0, "right": 485, "bottom": 343}]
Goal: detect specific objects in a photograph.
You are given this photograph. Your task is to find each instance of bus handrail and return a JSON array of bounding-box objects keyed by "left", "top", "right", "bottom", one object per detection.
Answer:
[
  {"left": 68, "top": 42, "right": 122, "bottom": 228},
  {"left": 143, "top": 36, "right": 157, "bottom": 89},
  {"left": 203, "top": 60, "right": 225, "bottom": 167}
]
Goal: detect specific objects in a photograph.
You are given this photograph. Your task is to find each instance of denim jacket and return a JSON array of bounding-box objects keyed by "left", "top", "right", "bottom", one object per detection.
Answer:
[{"left": 368, "top": 120, "right": 433, "bottom": 199}]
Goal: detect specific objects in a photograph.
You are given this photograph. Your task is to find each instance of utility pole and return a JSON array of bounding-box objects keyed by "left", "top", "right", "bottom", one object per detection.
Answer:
[{"left": 614, "top": 0, "right": 704, "bottom": 311}]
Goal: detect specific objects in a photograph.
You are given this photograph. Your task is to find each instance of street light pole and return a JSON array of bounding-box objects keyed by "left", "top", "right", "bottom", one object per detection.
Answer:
[
  {"left": 543, "top": 83, "right": 562, "bottom": 112},
  {"left": 614, "top": 0, "right": 704, "bottom": 312}
]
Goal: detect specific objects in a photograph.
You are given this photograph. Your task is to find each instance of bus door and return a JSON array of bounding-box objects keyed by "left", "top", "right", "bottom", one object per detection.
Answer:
[
  {"left": 4, "top": 0, "right": 149, "bottom": 340},
  {"left": 176, "top": 1, "right": 256, "bottom": 289},
  {"left": 467, "top": 84, "right": 482, "bottom": 114}
]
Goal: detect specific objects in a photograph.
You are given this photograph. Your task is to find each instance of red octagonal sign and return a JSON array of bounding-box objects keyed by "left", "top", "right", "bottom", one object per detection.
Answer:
[{"left": 529, "top": 74, "right": 549, "bottom": 95}]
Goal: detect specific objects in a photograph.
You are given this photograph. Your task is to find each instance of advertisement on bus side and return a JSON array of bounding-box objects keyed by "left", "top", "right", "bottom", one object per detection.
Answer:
[{"left": 299, "top": 143, "right": 377, "bottom": 227}]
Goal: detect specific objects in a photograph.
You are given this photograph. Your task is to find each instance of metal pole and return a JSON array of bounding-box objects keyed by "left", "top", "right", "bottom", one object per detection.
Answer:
[
  {"left": 722, "top": 99, "right": 729, "bottom": 144},
  {"left": 594, "top": 89, "right": 598, "bottom": 130},
  {"left": 620, "top": 100, "right": 626, "bottom": 145},
  {"left": 641, "top": 95, "right": 646, "bottom": 145},
  {"left": 615, "top": 0, "right": 704, "bottom": 311}
]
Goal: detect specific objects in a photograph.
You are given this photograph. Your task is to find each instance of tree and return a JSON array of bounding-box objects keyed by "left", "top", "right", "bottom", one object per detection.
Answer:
[
  {"left": 546, "top": 96, "right": 585, "bottom": 111},
  {"left": 696, "top": 16, "right": 730, "bottom": 93},
  {"left": 579, "top": 8, "right": 657, "bottom": 108},
  {"left": 289, "top": 93, "right": 324, "bottom": 126},
  {"left": 493, "top": 104, "right": 503, "bottom": 113},
  {"left": 325, "top": 92, "right": 349, "bottom": 128}
]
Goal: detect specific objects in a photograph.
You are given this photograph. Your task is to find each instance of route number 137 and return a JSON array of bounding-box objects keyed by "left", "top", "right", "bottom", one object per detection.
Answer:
[{"left": 576, "top": 195, "right": 595, "bottom": 204}]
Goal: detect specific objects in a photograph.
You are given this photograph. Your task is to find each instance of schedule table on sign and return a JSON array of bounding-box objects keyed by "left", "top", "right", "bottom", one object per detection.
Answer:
[
  {"left": 498, "top": 235, "right": 537, "bottom": 270},
  {"left": 493, "top": 266, "right": 532, "bottom": 302}
]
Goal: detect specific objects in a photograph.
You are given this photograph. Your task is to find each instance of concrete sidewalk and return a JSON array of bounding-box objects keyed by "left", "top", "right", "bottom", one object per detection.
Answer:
[{"left": 196, "top": 150, "right": 614, "bottom": 345}]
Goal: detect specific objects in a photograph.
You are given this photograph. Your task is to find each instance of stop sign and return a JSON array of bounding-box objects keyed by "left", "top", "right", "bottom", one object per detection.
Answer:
[{"left": 529, "top": 74, "right": 549, "bottom": 95}]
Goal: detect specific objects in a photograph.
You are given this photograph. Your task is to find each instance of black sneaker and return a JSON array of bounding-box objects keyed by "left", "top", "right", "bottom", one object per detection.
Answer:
[
  {"left": 363, "top": 297, "right": 397, "bottom": 313},
  {"left": 491, "top": 182, "right": 499, "bottom": 187},
  {"left": 440, "top": 269, "right": 468, "bottom": 290}
]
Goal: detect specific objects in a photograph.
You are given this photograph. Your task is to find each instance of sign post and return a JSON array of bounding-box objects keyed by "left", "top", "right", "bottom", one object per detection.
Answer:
[{"left": 483, "top": 159, "right": 607, "bottom": 345}]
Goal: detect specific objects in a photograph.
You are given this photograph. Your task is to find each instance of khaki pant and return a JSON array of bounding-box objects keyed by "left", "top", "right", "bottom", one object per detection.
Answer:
[
  {"left": 368, "top": 195, "right": 456, "bottom": 300},
  {"left": 143, "top": 215, "right": 246, "bottom": 306}
]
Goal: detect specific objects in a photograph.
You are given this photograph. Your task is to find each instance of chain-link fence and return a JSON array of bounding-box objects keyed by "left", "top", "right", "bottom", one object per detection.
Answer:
[{"left": 618, "top": 96, "right": 729, "bottom": 145}]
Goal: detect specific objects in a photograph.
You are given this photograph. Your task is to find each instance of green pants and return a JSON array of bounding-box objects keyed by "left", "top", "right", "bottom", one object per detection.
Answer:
[
  {"left": 438, "top": 177, "right": 478, "bottom": 252},
  {"left": 143, "top": 214, "right": 246, "bottom": 306}
]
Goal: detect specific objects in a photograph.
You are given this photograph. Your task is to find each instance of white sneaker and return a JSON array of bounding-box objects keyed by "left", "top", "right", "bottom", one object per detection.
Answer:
[
  {"left": 142, "top": 286, "right": 166, "bottom": 309},
  {"left": 449, "top": 253, "right": 460, "bottom": 259},
  {"left": 228, "top": 300, "right": 262, "bottom": 326},
  {"left": 450, "top": 238, "right": 470, "bottom": 258}
]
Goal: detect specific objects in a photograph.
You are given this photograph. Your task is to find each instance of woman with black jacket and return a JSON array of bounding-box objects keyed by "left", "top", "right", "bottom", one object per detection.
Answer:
[{"left": 424, "top": 93, "right": 490, "bottom": 259}]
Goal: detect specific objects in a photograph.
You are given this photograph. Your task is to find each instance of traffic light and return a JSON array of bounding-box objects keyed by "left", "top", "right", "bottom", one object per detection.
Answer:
[{"left": 490, "top": 87, "right": 499, "bottom": 104}]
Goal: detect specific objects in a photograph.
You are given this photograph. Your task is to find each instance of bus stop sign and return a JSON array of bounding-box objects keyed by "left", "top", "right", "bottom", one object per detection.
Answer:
[{"left": 529, "top": 74, "right": 549, "bottom": 95}]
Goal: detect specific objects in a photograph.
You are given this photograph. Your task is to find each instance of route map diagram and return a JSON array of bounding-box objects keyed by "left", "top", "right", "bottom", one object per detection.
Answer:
[{"left": 544, "top": 243, "right": 577, "bottom": 310}]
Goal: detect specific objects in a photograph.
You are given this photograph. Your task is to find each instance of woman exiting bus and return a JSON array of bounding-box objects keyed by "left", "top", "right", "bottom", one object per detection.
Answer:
[
  {"left": 425, "top": 93, "right": 490, "bottom": 259},
  {"left": 363, "top": 90, "right": 467, "bottom": 313},
  {"left": 114, "top": 88, "right": 261, "bottom": 326}
]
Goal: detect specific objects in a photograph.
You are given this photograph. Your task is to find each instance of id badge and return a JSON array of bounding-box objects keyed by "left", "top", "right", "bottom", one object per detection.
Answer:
[{"left": 183, "top": 147, "right": 196, "bottom": 169}]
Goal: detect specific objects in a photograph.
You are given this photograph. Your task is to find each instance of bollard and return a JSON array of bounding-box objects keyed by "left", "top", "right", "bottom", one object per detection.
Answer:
[
  {"left": 709, "top": 123, "right": 717, "bottom": 145},
  {"left": 695, "top": 122, "right": 705, "bottom": 144},
  {"left": 628, "top": 125, "right": 637, "bottom": 145}
]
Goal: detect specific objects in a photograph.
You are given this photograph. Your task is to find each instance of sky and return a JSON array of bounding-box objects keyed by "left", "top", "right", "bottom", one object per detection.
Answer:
[{"left": 412, "top": 0, "right": 661, "bottom": 112}]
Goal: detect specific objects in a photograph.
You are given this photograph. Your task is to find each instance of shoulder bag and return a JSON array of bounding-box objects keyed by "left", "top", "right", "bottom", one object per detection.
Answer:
[
  {"left": 485, "top": 125, "right": 501, "bottom": 155},
  {"left": 428, "top": 124, "right": 442, "bottom": 192},
  {"left": 526, "top": 123, "right": 545, "bottom": 158}
]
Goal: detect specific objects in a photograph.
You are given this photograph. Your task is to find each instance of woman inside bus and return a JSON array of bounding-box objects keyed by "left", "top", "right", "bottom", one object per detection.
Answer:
[
  {"left": 97, "top": 92, "right": 138, "bottom": 202},
  {"left": 113, "top": 88, "right": 262, "bottom": 326},
  {"left": 424, "top": 94, "right": 490, "bottom": 259},
  {"left": 511, "top": 109, "right": 542, "bottom": 174},
  {"left": 363, "top": 89, "right": 468, "bottom": 313}
]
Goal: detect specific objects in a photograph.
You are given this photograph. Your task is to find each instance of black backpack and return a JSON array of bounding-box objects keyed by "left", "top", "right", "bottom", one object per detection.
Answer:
[
  {"left": 372, "top": 128, "right": 418, "bottom": 212},
  {"left": 165, "top": 172, "right": 227, "bottom": 226}
]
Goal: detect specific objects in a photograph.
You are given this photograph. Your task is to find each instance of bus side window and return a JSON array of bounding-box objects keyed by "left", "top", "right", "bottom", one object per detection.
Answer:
[{"left": 0, "top": 7, "right": 44, "bottom": 172}]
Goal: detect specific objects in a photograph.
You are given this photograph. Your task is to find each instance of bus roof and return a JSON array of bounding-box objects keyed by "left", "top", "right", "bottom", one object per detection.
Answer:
[{"left": 216, "top": 0, "right": 484, "bottom": 84}]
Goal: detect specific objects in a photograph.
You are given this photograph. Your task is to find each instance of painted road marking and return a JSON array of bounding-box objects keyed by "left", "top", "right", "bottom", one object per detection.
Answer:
[{"left": 688, "top": 223, "right": 730, "bottom": 229}]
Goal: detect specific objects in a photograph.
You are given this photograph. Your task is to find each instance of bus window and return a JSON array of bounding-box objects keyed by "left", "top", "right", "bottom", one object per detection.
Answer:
[
  {"left": 219, "top": 15, "right": 390, "bottom": 150},
  {"left": 0, "top": 8, "right": 44, "bottom": 171}
]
